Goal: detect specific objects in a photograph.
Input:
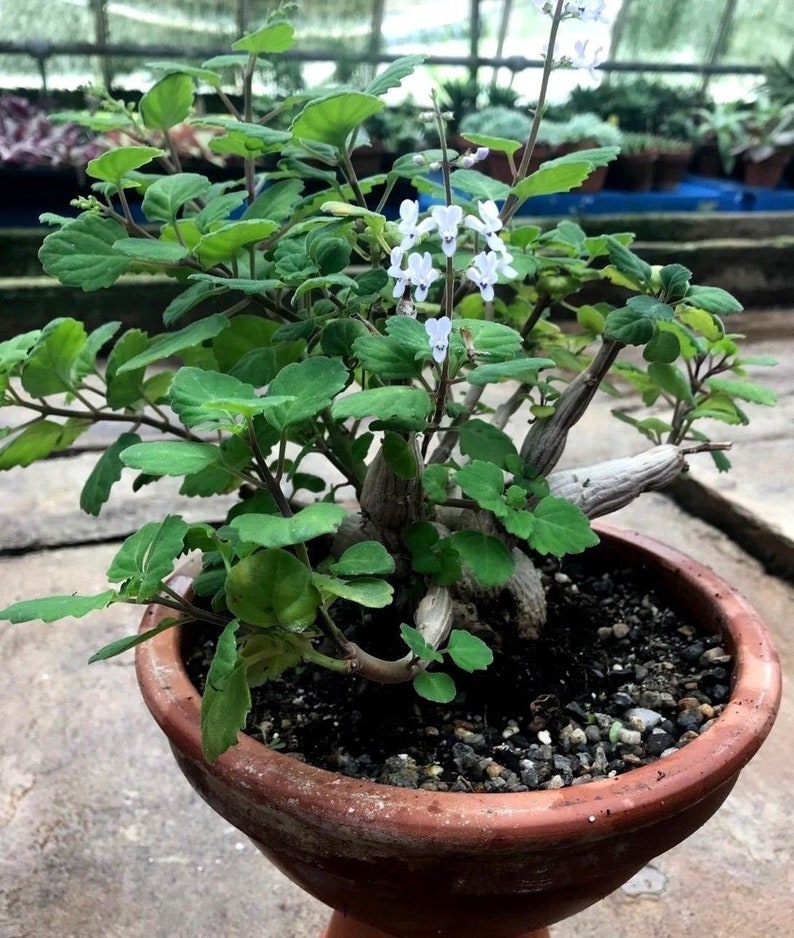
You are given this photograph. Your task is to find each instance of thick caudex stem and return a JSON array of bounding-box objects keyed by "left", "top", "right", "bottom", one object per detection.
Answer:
[
  {"left": 339, "top": 585, "right": 453, "bottom": 683},
  {"left": 359, "top": 435, "right": 422, "bottom": 544},
  {"left": 520, "top": 338, "right": 623, "bottom": 476},
  {"left": 548, "top": 444, "right": 691, "bottom": 518}
]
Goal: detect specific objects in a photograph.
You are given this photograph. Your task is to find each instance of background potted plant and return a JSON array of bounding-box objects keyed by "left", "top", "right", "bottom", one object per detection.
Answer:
[
  {"left": 0, "top": 2, "right": 781, "bottom": 937},
  {"left": 606, "top": 131, "right": 659, "bottom": 190}
]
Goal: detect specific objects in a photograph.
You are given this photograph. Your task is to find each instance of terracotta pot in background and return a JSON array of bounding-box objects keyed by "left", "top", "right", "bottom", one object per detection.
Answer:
[
  {"left": 135, "top": 524, "right": 781, "bottom": 938},
  {"left": 653, "top": 146, "right": 693, "bottom": 191},
  {"left": 607, "top": 152, "right": 658, "bottom": 192},
  {"left": 739, "top": 148, "right": 792, "bottom": 188}
]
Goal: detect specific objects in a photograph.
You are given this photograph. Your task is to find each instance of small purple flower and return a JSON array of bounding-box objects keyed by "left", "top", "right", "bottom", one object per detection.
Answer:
[
  {"left": 406, "top": 251, "right": 440, "bottom": 302},
  {"left": 429, "top": 204, "right": 463, "bottom": 258},
  {"left": 425, "top": 315, "right": 452, "bottom": 364},
  {"left": 466, "top": 250, "right": 518, "bottom": 302},
  {"left": 571, "top": 40, "right": 603, "bottom": 81},
  {"left": 397, "top": 199, "right": 435, "bottom": 251}
]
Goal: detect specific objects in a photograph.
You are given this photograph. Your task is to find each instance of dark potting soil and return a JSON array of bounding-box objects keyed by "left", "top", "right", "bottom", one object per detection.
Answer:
[{"left": 184, "top": 558, "right": 734, "bottom": 793}]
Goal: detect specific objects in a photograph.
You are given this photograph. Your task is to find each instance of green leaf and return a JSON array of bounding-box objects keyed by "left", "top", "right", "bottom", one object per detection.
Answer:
[
  {"left": 0, "top": 590, "right": 116, "bottom": 624},
  {"left": 528, "top": 496, "right": 599, "bottom": 557},
  {"left": 683, "top": 285, "right": 743, "bottom": 315},
  {"left": 422, "top": 464, "right": 450, "bottom": 503},
  {"left": 321, "top": 318, "right": 369, "bottom": 357},
  {"left": 142, "top": 173, "right": 212, "bottom": 222},
  {"left": 447, "top": 531, "right": 514, "bottom": 587},
  {"left": 266, "top": 356, "right": 349, "bottom": 431},
  {"left": 413, "top": 670, "right": 456, "bottom": 703},
  {"left": 513, "top": 161, "right": 592, "bottom": 198},
  {"left": 146, "top": 60, "right": 222, "bottom": 86},
  {"left": 106, "top": 515, "right": 189, "bottom": 599},
  {"left": 230, "top": 503, "right": 346, "bottom": 549},
  {"left": 382, "top": 431, "right": 419, "bottom": 480},
  {"left": 113, "top": 238, "right": 189, "bottom": 264},
  {"left": 0, "top": 419, "right": 88, "bottom": 470},
  {"left": 140, "top": 73, "right": 194, "bottom": 130},
  {"left": 169, "top": 366, "right": 289, "bottom": 430},
  {"left": 450, "top": 168, "right": 511, "bottom": 201},
  {"left": 353, "top": 316, "right": 429, "bottom": 379},
  {"left": 648, "top": 362, "right": 693, "bottom": 402},
  {"left": 454, "top": 319, "right": 522, "bottom": 362},
  {"left": 80, "top": 432, "right": 141, "bottom": 516},
  {"left": 225, "top": 548, "right": 319, "bottom": 628},
  {"left": 88, "top": 615, "right": 180, "bottom": 663},
  {"left": 291, "top": 91, "right": 384, "bottom": 149},
  {"left": 312, "top": 573, "right": 394, "bottom": 608},
  {"left": 21, "top": 318, "right": 86, "bottom": 396},
  {"left": 604, "top": 308, "right": 655, "bottom": 345},
  {"left": 467, "top": 357, "right": 554, "bottom": 387},
  {"left": 458, "top": 419, "right": 518, "bottom": 470},
  {"left": 706, "top": 377, "right": 777, "bottom": 406},
  {"left": 454, "top": 460, "right": 506, "bottom": 515},
  {"left": 120, "top": 441, "right": 221, "bottom": 476},
  {"left": 194, "top": 219, "right": 279, "bottom": 267},
  {"left": 116, "top": 313, "right": 229, "bottom": 373},
  {"left": 331, "top": 386, "right": 432, "bottom": 424},
  {"left": 677, "top": 306, "right": 724, "bottom": 343},
  {"left": 445, "top": 630, "right": 493, "bottom": 672},
  {"left": 38, "top": 214, "right": 131, "bottom": 290},
  {"left": 200, "top": 620, "right": 251, "bottom": 763},
  {"left": 330, "top": 541, "right": 395, "bottom": 577},
  {"left": 643, "top": 330, "right": 681, "bottom": 364},
  {"left": 605, "top": 236, "right": 652, "bottom": 291},
  {"left": 658, "top": 263, "right": 692, "bottom": 299},
  {"left": 0, "top": 330, "right": 40, "bottom": 375},
  {"left": 87, "top": 145, "right": 165, "bottom": 184},
  {"left": 400, "top": 623, "right": 443, "bottom": 663},
  {"left": 243, "top": 179, "right": 304, "bottom": 222},
  {"left": 232, "top": 20, "right": 295, "bottom": 53},
  {"left": 458, "top": 132, "right": 522, "bottom": 156},
  {"left": 365, "top": 54, "right": 425, "bottom": 96},
  {"left": 163, "top": 279, "right": 219, "bottom": 326}
]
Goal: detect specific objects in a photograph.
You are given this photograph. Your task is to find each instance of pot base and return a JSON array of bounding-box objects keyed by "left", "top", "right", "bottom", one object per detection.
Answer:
[{"left": 321, "top": 911, "right": 549, "bottom": 938}]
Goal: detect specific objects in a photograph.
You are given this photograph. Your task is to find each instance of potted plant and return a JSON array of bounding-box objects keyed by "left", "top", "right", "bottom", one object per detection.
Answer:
[
  {"left": 607, "top": 131, "right": 659, "bottom": 191},
  {"left": 0, "top": 3, "right": 781, "bottom": 938},
  {"left": 729, "top": 96, "right": 794, "bottom": 187},
  {"left": 458, "top": 105, "right": 537, "bottom": 182},
  {"left": 541, "top": 112, "right": 623, "bottom": 191},
  {"left": 652, "top": 136, "right": 694, "bottom": 191}
]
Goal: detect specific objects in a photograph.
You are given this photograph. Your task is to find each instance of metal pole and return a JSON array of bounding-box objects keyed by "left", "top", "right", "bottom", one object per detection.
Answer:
[
  {"left": 605, "top": 0, "right": 634, "bottom": 83},
  {"left": 368, "top": 0, "right": 387, "bottom": 85},
  {"left": 490, "top": 0, "right": 514, "bottom": 90},
  {"left": 91, "top": 0, "right": 113, "bottom": 90},
  {"left": 699, "top": 0, "right": 739, "bottom": 98},
  {"left": 469, "top": 0, "right": 482, "bottom": 87}
]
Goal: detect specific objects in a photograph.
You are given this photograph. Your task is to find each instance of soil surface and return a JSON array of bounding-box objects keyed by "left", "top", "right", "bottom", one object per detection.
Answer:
[{"left": 185, "top": 557, "right": 733, "bottom": 793}]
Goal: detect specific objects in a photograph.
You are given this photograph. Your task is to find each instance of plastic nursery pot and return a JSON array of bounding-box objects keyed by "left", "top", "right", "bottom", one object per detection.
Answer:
[{"left": 135, "top": 523, "right": 781, "bottom": 938}]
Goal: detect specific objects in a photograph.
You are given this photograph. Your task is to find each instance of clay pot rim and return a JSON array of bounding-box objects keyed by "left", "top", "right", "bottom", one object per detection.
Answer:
[{"left": 135, "top": 522, "right": 781, "bottom": 846}]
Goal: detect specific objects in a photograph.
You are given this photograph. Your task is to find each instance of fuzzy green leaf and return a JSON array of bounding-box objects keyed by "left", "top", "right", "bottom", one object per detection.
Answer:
[
  {"left": 200, "top": 620, "right": 251, "bottom": 763},
  {"left": 330, "top": 541, "right": 396, "bottom": 577},
  {"left": 312, "top": 573, "right": 394, "bottom": 608},
  {"left": 194, "top": 219, "right": 279, "bottom": 267},
  {"left": 88, "top": 616, "right": 180, "bottom": 663},
  {"left": 232, "top": 21, "right": 295, "bottom": 53},
  {"left": 80, "top": 432, "right": 141, "bottom": 516},
  {"left": 21, "top": 318, "right": 87, "bottom": 396},
  {"left": 266, "top": 356, "right": 349, "bottom": 431},
  {"left": 467, "top": 357, "right": 554, "bottom": 387},
  {"left": 605, "top": 236, "right": 652, "bottom": 291},
  {"left": 120, "top": 441, "right": 221, "bottom": 476},
  {"left": 0, "top": 590, "right": 116, "bottom": 624},
  {"left": 106, "top": 515, "right": 189, "bottom": 599},
  {"left": 0, "top": 419, "right": 88, "bottom": 470},
  {"left": 458, "top": 420, "right": 518, "bottom": 470},
  {"left": 365, "top": 54, "right": 425, "bottom": 96},
  {"left": 683, "top": 285, "right": 743, "bottom": 315},
  {"left": 38, "top": 214, "right": 131, "bottom": 290},
  {"left": 113, "top": 238, "right": 189, "bottom": 264},
  {"left": 527, "top": 496, "right": 599, "bottom": 557},
  {"left": 400, "top": 623, "right": 443, "bottom": 663},
  {"left": 291, "top": 91, "right": 384, "bottom": 149},
  {"left": 331, "top": 386, "right": 432, "bottom": 424},
  {"left": 454, "top": 460, "right": 506, "bottom": 516},
  {"left": 230, "top": 503, "right": 346, "bottom": 549},
  {"left": 382, "top": 431, "right": 419, "bottom": 480},
  {"left": 87, "top": 145, "right": 165, "bottom": 183},
  {"left": 445, "top": 629, "right": 493, "bottom": 672},
  {"left": 225, "top": 549, "right": 319, "bottom": 628},
  {"left": 706, "top": 377, "right": 777, "bottom": 406},
  {"left": 169, "top": 367, "right": 292, "bottom": 430},
  {"left": 413, "top": 670, "right": 456, "bottom": 703},
  {"left": 447, "top": 530, "right": 514, "bottom": 587},
  {"left": 142, "top": 173, "right": 212, "bottom": 222},
  {"left": 140, "top": 73, "right": 194, "bottom": 130},
  {"left": 115, "top": 313, "right": 229, "bottom": 373}
]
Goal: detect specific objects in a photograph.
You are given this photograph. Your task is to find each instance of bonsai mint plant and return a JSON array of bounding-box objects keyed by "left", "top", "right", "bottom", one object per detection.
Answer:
[{"left": 0, "top": 0, "right": 775, "bottom": 772}]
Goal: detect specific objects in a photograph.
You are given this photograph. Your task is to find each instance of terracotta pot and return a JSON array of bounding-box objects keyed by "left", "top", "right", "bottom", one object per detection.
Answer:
[
  {"left": 554, "top": 140, "right": 608, "bottom": 193},
  {"left": 486, "top": 145, "right": 555, "bottom": 186},
  {"left": 653, "top": 147, "right": 693, "bottom": 191},
  {"left": 607, "top": 152, "right": 658, "bottom": 192},
  {"left": 135, "top": 524, "right": 781, "bottom": 938},
  {"left": 740, "top": 148, "right": 792, "bottom": 188}
]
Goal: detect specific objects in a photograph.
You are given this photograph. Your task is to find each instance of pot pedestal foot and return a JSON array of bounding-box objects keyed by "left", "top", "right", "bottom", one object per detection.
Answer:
[{"left": 321, "top": 911, "right": 550, "bottom": 938}]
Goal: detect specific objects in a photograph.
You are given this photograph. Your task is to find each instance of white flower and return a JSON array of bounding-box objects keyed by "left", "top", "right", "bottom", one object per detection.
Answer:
[
  {"left": 406, "top": 251, "right": 440, "bottom": 302},
  {"left": 397, "top": 199, "right": 435, "bottom": 251},
  {"left": 564, "top": 0, "right": 607, "bottom": 22},
  {"left": 571, "top": 40, "right": 603, "bottom": 81},
  {"left": 425, "top": 315, "right": 452, "bottom": 364},
  {"left": 387, "top": 246, "right": 410, "bottom": 299},
  {"left": 466, "top": 249, "right": 518, "bottom": 302},
  {"left": 429, "top": 204, "right": 463, "bottom": 258},
  {"left": 464, "top": 199, "right": 504, "bottom": 251}
]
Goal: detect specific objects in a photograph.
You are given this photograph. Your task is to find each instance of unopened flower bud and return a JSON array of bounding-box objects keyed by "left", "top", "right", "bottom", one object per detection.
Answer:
[
  {"left": 474, "top": 146, "right": 490, "bottom": 162},
  {"left": 429, "top": 161, "right": 441, "bottom": 171},
  {"left": 460, "top": 155, "right": 475, "bottom": 168},
  {"left": 412, "top": 153, "right": 426, "bottom": 165}
]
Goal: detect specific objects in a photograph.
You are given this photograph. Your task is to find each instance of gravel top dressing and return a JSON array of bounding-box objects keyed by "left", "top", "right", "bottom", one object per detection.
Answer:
[{"left": 186, "top": 557, "right": 733, "bottom": 793}]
